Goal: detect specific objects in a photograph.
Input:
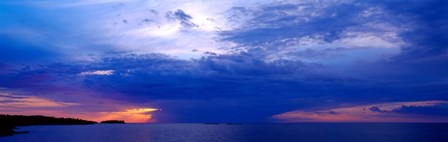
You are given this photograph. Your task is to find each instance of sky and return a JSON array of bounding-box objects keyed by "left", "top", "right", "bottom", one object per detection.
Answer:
[{"left": 0, "top": 0, "right": 447, "bottom": 123}]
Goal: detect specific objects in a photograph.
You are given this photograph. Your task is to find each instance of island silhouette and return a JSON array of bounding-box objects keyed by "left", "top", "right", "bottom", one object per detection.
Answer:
[
  {"left": 0, "top": 114, "right": 97, "bottom": 137},
  {"left": 101, "top": 120, "right": 126, "bottom": 124}
]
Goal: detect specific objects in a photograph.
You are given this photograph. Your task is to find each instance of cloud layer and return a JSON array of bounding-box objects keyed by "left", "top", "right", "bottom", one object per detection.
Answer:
[{"left": 1, "top": 0, "right": 447, "bottom": 122}]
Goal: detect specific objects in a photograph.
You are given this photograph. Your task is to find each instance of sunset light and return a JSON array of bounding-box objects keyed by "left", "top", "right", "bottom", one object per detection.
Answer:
[{"left": 1, "top": 0, "right": 448, "bottom": 141}]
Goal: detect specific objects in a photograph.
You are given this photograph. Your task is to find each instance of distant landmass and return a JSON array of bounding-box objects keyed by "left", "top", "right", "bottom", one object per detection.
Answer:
[
  {"left": 203, "top": 123, "right": 244, "bottom": 125},
  {"left": 0, "top": 114, "right": 96, "bottom": 137},
  {"left": 101, "top": 120, "right": 125, "bottom": 124}
]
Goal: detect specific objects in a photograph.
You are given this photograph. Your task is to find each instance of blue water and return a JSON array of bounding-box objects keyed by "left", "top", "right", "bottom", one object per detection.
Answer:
[{"left": 1, "top": 123, "right": 447, "bottom": 142}]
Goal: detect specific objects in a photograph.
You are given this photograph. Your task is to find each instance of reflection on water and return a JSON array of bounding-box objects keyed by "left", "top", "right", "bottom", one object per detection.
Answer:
[{"left": 1, "top": 123, "right": 448, "bottom": 142}]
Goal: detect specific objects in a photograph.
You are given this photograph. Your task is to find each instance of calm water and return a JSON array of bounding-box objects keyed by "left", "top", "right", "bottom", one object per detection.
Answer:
[{"left": 1, "top": 123, "right": 447, "bottom": 142}]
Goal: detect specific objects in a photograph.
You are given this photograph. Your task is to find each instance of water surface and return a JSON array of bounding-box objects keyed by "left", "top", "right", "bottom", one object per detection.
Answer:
[{"left": 1, "top": 123, "right": 447, "bottom": 142}]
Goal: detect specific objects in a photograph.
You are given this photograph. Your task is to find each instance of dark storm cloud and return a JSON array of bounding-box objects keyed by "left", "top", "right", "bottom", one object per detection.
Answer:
[
  {"left": 374, "top": 0, "right": 448, "bottom": 59},
  {"left": 392, "top": 105, "right": 448, "bottom": 116},
  {"left": 0, "top": 51, "right": 447, "bottom": 122},
  {"left": 369, "top": 104, "right": 448, "bottom": 116},
  {"left": 79, "top": 53, "right": 320, "bottom": 100}
]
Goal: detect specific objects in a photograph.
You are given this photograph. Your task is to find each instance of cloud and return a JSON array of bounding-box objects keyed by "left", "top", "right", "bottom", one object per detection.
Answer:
[
  {"left": 370, "top": 0, "right": 448, "bottom": 59},
  {"left": 0, "top": 88, "right": 160, "bottom": 123},
  {"left": 220, "top": 1, "right": 404, "bottom": 63},
  {"left": 79, "top": 70, "right": 114, "bottom": 76},
  {"left": 273, "top": 101, "right": 448, "bottom": 122},
  {"left": 1, "top": 0, "right": 448, "bottom": 122},
  {"left": 88, "top": 108, "right": 159, "bottom": 123},
  {"left": 1, "top": 50, "right": 447, "bottom": 122},
  {"left": 392, "top": 105, "right": 448, "bottom": 116},
  {"left": 0, "top": 91, "right": 78, "bottom": 108},
  {"left": 165, "top": 9, "right": 197, "bottom": 28}
]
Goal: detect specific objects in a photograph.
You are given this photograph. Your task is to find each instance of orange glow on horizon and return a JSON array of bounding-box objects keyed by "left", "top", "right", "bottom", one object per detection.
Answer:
[
  {"left": 0, "top": 93, "right": 78, "bottom": 108},
  {"left": 1, "top": 91, "right": 160, "bottom": 123},
  {"left": 273, "top": 101, "right": 448, "bottom": 123},
  {"left": 87, "top": 108, "right": 160, "bottom": 123}
]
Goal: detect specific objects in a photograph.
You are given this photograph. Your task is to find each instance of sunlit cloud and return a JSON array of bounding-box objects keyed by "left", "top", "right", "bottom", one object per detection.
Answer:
[
  {"left": 0, "top": 93, "right": 78, "bottom": 108},
  {"left": 79, "top": 70, "right": 114, "bottom": 76},
  {"left": 274, "top": 101, "right": 448, "bottom": 123},
  {"left": 88, "top": 108, "right": 160, "bottom": 123},
  {"left": 1, "top": 107, "right": 160, "bottom": 123},
  {"left": 0, "top": 88, "right": 159, "bottom": 123}
]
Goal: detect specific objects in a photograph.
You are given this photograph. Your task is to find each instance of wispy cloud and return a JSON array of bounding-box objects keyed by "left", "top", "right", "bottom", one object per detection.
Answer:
[
  {"left": 79, "top": 70, "right": 114, "bottom": 76},
  {"left": 0, "top": 92, "right": 78, "bottom": 108},
  {"left": 274, "top": 101, "right": 448, "bottom": 122}
]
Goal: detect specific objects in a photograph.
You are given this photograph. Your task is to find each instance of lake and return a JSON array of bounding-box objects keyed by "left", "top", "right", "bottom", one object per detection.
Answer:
[{"left": 1, "top": 123, "right": 447, "bottom": 142}]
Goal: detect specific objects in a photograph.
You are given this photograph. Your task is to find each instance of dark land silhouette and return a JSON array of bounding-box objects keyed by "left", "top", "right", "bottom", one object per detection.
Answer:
[
  {"left": 100, "top": 120, "right": 125, "bottom": 124},
  {"left": 0, "top": 114, "right": 96, "bottom": 137}
]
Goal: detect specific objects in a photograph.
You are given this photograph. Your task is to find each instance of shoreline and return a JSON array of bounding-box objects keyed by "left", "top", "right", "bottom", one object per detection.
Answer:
[{"left": 0, "top": 114, "right": 97, "bottom": 137}]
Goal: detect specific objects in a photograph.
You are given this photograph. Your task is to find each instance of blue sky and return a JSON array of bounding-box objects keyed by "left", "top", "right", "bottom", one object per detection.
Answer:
[{"left": 0, "top": 0, "right": 448, "bottom": 123}]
